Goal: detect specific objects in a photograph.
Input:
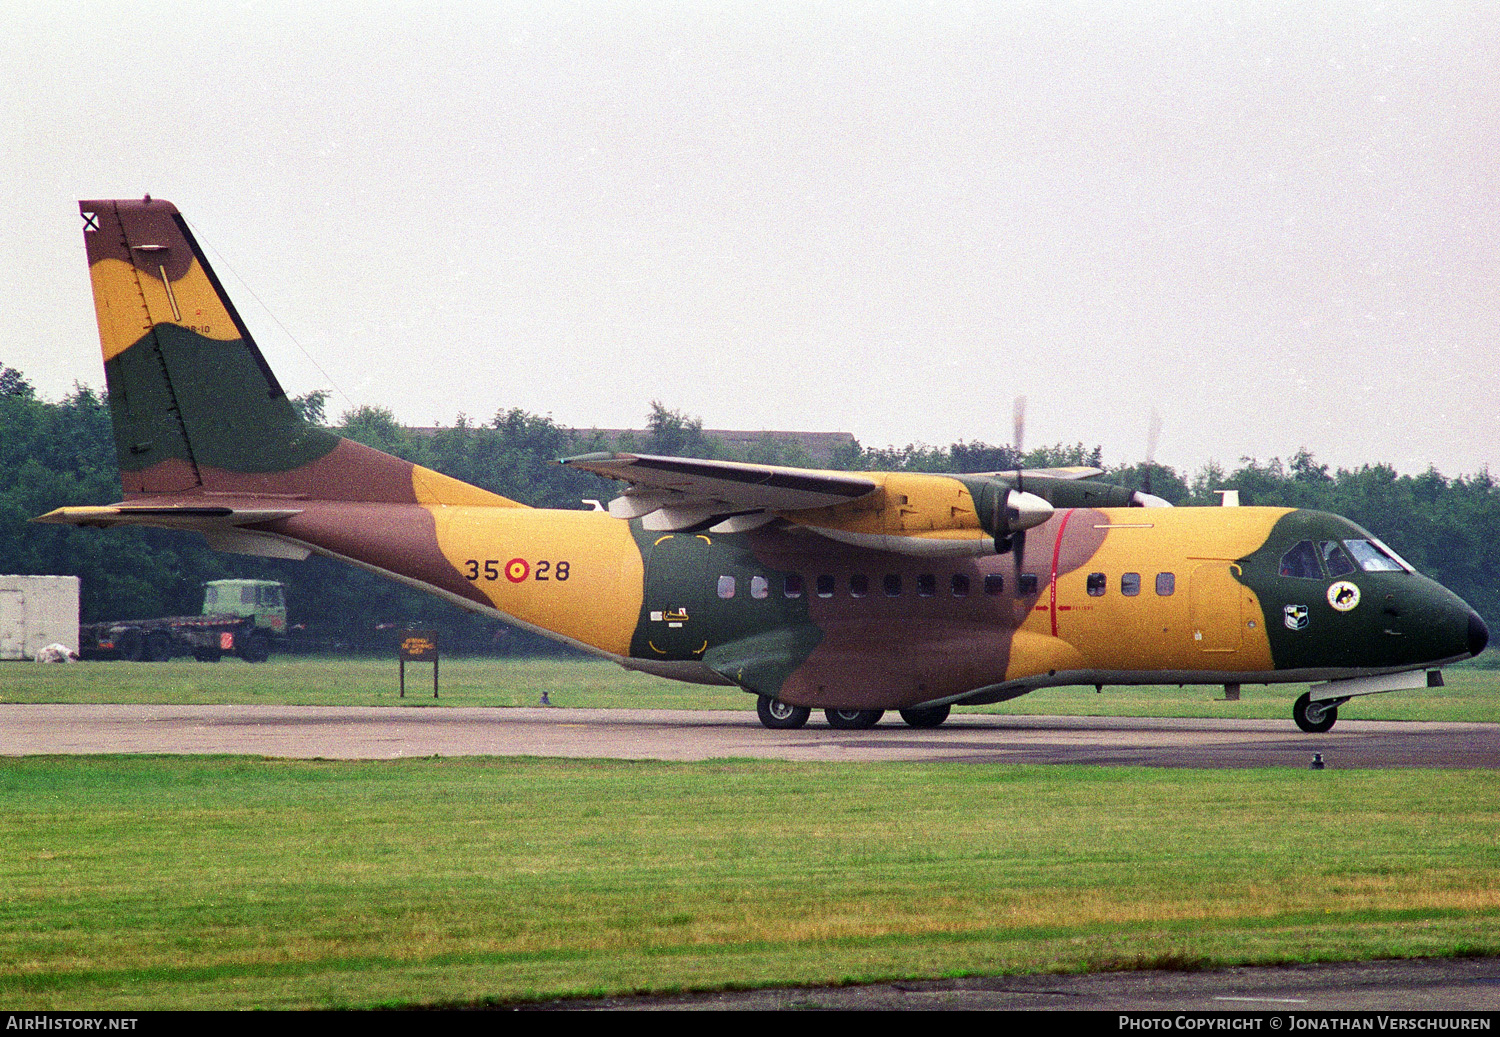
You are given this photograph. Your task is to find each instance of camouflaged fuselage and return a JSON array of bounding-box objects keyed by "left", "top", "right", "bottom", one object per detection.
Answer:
[{"left": 43, "top": 198, "right": 1485, "bottom": 715}]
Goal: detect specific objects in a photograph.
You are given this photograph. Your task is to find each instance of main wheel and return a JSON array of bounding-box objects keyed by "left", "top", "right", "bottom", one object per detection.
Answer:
[
  {"left": 1292, "top": 691, "right": 1338, "bottom": 733},
  {"left": 899, "top": 704, "right": 951, "bottom": 729},
  {"left": 824, "top": 708, "right": 884, "bottom": 730},
  {"left": 757, "top": 695, "right": 810, "bottom": 730}
]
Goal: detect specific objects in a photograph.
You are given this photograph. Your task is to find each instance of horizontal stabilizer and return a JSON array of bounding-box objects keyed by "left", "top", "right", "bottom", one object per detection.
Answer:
[
  {"left": 33, "top": 505, "right": 303, "bottom": 528},
  {"left": 33, "top": 504, "right": 311, "bottom": 560}
]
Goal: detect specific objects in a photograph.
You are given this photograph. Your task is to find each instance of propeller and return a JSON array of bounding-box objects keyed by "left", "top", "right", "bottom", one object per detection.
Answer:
[
  {"left": 1008, "top": 395, "right": 1030, "bottom": 578},
  {"left": 1130, "top": 408, "right": 1172, "bottom": 508}
]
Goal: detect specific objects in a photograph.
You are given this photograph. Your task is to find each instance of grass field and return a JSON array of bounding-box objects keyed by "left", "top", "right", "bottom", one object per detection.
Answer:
[
  {"left": 2, "top": 656, "right": 1495, "bottom": 1009},
  {"left": 1, "top": 654, "right": 1496, "bottom": 723},
  {"left": 3, "top": 756, "right": 1497, "bottom": 1010}
]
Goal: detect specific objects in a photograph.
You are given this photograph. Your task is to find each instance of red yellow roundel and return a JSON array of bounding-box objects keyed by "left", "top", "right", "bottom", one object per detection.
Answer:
[{"left": 505, "top": 558, "right": 530, "bottom": 583}]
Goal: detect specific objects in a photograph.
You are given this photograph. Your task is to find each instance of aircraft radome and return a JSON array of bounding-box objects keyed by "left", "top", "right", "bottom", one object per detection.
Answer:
[{"left": 38, "top": 198, "right": 1489, "bottom": 732}]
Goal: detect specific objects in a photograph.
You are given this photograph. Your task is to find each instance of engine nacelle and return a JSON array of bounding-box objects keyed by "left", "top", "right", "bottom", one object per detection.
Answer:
[{"left": 970, "top": 478, "right": 1055, "bottom": 539}]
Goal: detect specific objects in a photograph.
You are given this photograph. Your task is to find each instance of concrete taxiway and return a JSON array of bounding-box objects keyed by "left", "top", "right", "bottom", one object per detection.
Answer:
[{"left": 2, "top": 703, "right": 1496, "bottom": 768}]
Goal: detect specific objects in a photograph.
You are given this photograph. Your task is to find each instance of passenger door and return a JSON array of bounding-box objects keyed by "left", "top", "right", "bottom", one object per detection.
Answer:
[{"left": 1189, "top": 562, "right": 1243, "bottom": 654}]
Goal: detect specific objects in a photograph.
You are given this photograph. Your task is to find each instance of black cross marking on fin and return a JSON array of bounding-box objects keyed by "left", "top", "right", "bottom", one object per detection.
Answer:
[{"left": 82, "top": 212, "right": 99, "bottom": 232}]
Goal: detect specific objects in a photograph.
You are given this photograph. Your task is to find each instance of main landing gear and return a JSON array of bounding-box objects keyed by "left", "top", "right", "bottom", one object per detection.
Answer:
[
  {"left": 755, "top": 696, "right": 953, "bottom": 730},
  {"left": 898, "top": 703, "right": 951, "bottom": 729},
  {"left": 825, "top": 708, "right": 884, "bottom": 730},
  {"left": 1292, "top": 691, "right": 1344, "bottom": 733},
  {"left": 756, "top": 695, "right": 811, "bottom": 729}
]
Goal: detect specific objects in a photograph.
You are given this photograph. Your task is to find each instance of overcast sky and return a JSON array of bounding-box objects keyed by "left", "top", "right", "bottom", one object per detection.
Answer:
[{"left": 4, "top": 2, "right": 1497, "bottom": 478}]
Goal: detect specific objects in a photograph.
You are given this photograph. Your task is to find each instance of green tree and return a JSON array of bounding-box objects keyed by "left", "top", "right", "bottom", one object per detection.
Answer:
[
  {"left": 292, "top": 389, "right": 330, "bottom": 426},
  {"left": 337, "top": 404, "right": 410, "bottom": 454},
  {"left": 645, "top": 402, "right": 716, "bottom": 458}
]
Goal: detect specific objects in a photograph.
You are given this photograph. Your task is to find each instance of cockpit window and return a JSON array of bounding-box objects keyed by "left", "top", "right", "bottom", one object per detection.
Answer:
[
  {"left": 1343, "top": 538, "right": 1409, "bottom": 573},
  {"left": 1320, "top": 541, "right": 1357, "bottom": 578},
  {"left": 1279, "top": 540, "right": 1324, "bottom": 579}
]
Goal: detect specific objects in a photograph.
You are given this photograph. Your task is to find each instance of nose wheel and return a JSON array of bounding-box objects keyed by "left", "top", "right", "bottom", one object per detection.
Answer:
[{"left": 1292, "top": 691, "right": 1340, "bottom": 733}]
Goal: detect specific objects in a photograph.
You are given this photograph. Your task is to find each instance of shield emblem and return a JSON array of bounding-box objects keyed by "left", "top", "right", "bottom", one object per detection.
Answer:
[{"left": 1283, "top": 604, "right": 1309, "bottom": 631}]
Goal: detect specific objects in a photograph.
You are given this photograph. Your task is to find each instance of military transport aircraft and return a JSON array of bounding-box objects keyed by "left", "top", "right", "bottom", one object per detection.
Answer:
[{"left": 38, "top": 198, "right": 1488, "bottom": 732}]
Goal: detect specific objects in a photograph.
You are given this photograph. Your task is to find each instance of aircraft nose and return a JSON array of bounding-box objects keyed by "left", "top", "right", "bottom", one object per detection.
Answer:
[{"left": 1470, "top": 611, "right": 1490, "bottom": 658}]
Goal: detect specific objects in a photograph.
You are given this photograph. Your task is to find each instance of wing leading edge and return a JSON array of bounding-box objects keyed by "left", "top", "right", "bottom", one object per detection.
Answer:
[
  {"left": 560, "top": 452, "right": 878, "bottom": 533},
  {"left": 559, "top": 451, "right": 1062, "bottom": 556}
]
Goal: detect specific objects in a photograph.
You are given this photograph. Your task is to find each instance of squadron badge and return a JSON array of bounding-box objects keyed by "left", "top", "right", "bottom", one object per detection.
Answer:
[
  {"left": 1327, "top": 581, "right": 1361, "bottom": 612},
  {"left": 1284, "top": 604, "right": 1309, "bottom": 630}
]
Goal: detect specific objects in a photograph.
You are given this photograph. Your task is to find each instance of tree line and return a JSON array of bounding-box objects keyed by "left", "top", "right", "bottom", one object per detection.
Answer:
[{"left": 2, "top": 364, "right": 1494, "bottom": 653}]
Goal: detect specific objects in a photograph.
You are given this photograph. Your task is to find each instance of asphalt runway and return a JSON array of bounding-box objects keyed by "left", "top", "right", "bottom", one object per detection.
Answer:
[
  {"left": 539, "top": 957, "right": 1500, "bottom": 1011},
  {"left": 3, "top": 703, "right": 1498, "bottom": 768}
]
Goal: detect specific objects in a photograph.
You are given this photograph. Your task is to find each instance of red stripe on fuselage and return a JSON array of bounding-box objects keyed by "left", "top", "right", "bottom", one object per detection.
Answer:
[{"left": 1050, "top": 508, "right": 1076, "bottom": 638}]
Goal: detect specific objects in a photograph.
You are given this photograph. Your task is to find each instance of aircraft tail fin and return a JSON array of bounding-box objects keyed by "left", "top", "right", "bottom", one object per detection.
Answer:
[{"left": 78, "top": 197, "right": 519, "bottom": 508}]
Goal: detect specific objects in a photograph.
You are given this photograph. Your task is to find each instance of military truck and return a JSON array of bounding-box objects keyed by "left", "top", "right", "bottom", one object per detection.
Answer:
[{"left": 79, "top": 579, "right": 286, "bottom": 662}]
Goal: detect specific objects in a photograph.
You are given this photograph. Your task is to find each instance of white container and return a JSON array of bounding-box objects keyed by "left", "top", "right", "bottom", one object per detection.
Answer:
[{"left": 0, "top": 576, "right": 80, "bottom": 660}]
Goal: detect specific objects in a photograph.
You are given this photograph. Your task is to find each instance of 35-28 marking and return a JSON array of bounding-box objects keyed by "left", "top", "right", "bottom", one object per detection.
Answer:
[{"left": 464, "top": 558, "right": 570, "bottom": 583}]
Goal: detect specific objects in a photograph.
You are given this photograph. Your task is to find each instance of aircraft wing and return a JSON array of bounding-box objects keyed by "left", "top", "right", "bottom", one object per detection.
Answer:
[
  {"left": 966, "top": 466, "right": 1104, "bottom": 480},
  {"left": 559, "top": 452, "right": 877, "bottom": 532}
]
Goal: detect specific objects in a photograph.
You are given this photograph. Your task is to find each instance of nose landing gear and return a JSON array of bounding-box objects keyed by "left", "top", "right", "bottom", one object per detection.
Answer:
[{"left": 1292, "top": 691, "right": 1346, "bottom": 733}]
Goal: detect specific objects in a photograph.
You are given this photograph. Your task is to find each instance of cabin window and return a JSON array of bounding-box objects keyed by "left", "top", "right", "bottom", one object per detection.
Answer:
[
  {"left": 952, "top": 574, "right": 971, "bottom": 596},
  {"left": 717, "top": 576, "right": 736, "bottom": 599},
  {"left": 750, "top": 576, "right": 769, "bottom": 600},
  {"left": 1121, "top": 572, "right": 1141, "bottom": 596},
  {"left": 1320, "top": 541, "right": 1357, "bottom": 578},
  {"left": 1343, "top": 539, "right": 1408, "bottom": 572},
  {"left": 816, "top": 574, "right": 835, "bottom": 598},
  {"left": 1018, "top": 573, "right": 1039, "bottom": 594},
  {"left": 1086, "top": 572, "right": 1106, "bottom": 596},
  {"left": 884, "top": 574, "right": 902, "bottom": 597},
  {"left": 1279, "top": 540, "right": 1324, "bottom": 579},
  {"left": 1156, "top": 572, "right": 1175, "bottom": 596},
  {"left": 241, "top": 586, "right": 255, "bottom": 605},
  {"left": 917, "top": 573, "right": 936, "bottom": 597},
  {"left": 983, "top": 573, "right": 1004, "bottom": 596},
  {"left": 204, "top": 586, "right": 218, "bottom": 607},
  {"left": 849, "top": 574, "right": 869, "bottom": 598},
  {"left": 784, "top": 574, "right": 804, "bottom": 598}
]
